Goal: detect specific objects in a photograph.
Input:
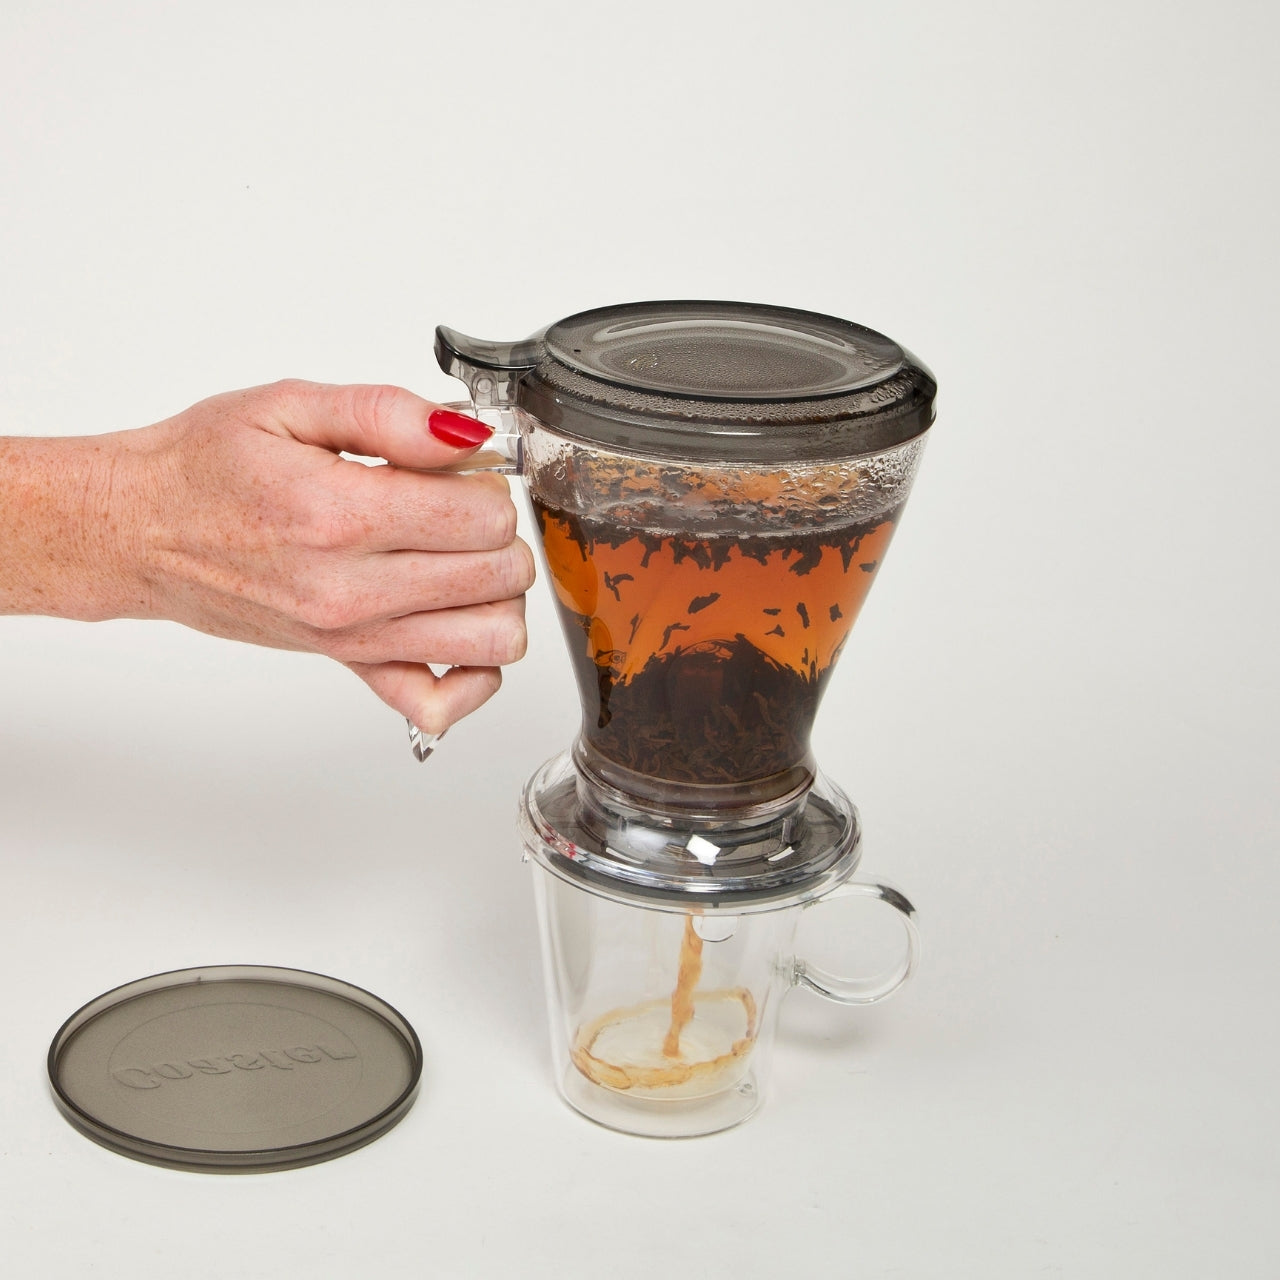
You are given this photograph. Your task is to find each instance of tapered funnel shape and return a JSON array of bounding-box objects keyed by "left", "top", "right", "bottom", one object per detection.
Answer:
[
  {"left": 436, "top": 301, "right": 935, "bottom": 815},
  {"left": 532, "top": 437, "right": 925, "bottom": 812}
]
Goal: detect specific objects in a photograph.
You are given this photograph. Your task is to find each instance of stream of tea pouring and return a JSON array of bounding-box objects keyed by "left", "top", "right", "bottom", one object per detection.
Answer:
[{"left": 570, "top": 913, "right": 759, "bottom": 1097}]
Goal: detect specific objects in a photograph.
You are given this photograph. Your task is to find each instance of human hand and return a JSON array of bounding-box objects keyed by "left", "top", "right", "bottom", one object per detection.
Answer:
[{"left": 101, "top": 380, "right": 534, "bottom": 735}]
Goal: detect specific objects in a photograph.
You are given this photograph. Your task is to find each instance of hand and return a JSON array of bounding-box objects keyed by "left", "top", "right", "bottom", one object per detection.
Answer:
[{"left": 48, "top": 380, "right": 534, "bottom": 734}]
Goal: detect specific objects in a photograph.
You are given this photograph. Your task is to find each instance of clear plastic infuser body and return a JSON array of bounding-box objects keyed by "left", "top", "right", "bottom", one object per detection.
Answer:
[{"left": 433, "top": 301, "right": 935, "bottom": 822}]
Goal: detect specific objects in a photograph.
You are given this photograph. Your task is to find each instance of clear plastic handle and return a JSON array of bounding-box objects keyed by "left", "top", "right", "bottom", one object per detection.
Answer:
[
  {"left": 406, "top": 720, "right": 445, "bottom": 762},
  {"left": 793, "top": 880, "right": 919, "bottom": 1005},
  {"left": 433, "top": 399, "right": 524, "bottom": 477},
  {"left": 407, "top": 320, "right": 542, "bottom": 760},
  {"left": 431, "top": 319, "right": 544, "bottom": 477},
  {"left": 405, "top": 400, "right": 523, "bottom": 761}
]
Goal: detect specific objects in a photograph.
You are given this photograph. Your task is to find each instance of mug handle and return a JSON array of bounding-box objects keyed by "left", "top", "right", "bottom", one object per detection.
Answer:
[{"left": 793, "top": 880, "right": 920, "bottom": 1006}]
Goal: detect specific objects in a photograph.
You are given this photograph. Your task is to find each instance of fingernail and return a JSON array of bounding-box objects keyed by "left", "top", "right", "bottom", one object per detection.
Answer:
[{"left": 428, "top": 409, "right": 493, "bottom": 448}]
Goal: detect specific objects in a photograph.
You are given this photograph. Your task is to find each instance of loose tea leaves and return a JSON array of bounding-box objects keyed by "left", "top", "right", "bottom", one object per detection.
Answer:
[{"left": 534, "top": 498, "right": 900, "bottom": 788}]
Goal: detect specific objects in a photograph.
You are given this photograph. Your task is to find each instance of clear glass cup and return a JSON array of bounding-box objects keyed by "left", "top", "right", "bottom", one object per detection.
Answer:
[{"left": 529, "top": 861, "right": 918, "bottom": 1138}]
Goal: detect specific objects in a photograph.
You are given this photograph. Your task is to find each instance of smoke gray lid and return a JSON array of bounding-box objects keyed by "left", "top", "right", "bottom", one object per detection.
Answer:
[
  {"left": 47, "top": 965, "right": 421, "bottom": 1173},
  {"left": 436, "top": 300, "right": 936, "bottom": 463}
]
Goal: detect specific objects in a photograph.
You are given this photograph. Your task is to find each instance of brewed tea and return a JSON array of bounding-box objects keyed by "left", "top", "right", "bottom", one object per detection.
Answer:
[{"left": 533, "top": 499, "right": 899, "bottom": 793}]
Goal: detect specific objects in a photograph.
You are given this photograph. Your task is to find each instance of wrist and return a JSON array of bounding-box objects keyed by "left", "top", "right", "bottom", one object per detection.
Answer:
[{"left": 0, "top": 431, "right": 155, "bottom": 621}]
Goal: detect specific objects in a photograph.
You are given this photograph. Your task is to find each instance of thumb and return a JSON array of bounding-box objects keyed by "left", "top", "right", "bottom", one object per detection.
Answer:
[{"left": 266, "top": 380, "right": 493, "bottom": 469}]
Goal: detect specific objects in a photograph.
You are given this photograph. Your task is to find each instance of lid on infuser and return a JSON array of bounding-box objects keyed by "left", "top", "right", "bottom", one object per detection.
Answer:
[{"left": 436, "top": 299, "right": 935, "bottom": 461}]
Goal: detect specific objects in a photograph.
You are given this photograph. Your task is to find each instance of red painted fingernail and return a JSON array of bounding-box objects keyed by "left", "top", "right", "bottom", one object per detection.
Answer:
[{"left": 428, "top": 408, "right": 493, "bottom": 448}]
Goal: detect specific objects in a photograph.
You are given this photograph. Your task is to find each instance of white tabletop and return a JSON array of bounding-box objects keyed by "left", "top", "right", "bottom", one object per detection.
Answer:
[{"left": 2, "top": 3, "right": 1276, "bottom": 1277}]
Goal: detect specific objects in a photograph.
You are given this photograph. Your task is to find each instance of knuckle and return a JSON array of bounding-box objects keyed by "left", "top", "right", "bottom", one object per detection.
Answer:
[
  {"left": 492, "top": 553, "right": 524, "bottom": 598},
  {"left": 435, "top": 476, "right": 516, "bottom": 549},
  {"left": 486, "top": 616, "right": 527, "bottom": 665},
  {"left": 309, "top": 502, "right": 370, "bottom": 550},
  {"left": 297, "top": 591, "right": 359, "bottom": 632},
  {"left": 259, "top": 378, "right": 318, "bottom": 424},
  {"left": 349, "top": 384, "right": 407, "bottom": 452},
  {"left": 500, "top": 539, "right": 536, "bottom": 594},
  {"left": 269, "top": 377, "right": 314, "bottom": 402},
  {"left": 507, "top": 621, "right": 529, "bottom": 663},
  {"left": 486, "top": 491, "right": 518, "bottom": 546}
]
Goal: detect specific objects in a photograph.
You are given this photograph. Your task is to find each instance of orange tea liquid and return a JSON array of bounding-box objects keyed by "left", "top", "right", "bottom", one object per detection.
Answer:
[
  {"left": 570, "top": 914, "right": 758, "bottom": 1097},
  {"left": 533, "top": 498, "right": 899, "bottom": 791},
  {"left": 663, "top": 914, "right": 705, "bottom": 1058}
]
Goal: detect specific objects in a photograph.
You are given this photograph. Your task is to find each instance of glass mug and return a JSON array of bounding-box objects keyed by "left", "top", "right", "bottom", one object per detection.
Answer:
[{"left": 528, "top": 860, "right": 919, "bottom": 1138}]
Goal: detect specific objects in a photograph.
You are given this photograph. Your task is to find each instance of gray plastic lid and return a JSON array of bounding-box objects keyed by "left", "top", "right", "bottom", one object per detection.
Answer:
[
  {"left": 48, "top": 965, "right": 422, "bottom": 1173},
  {"left": 435, "top": 300, "right": 936, "bottom": 463}
]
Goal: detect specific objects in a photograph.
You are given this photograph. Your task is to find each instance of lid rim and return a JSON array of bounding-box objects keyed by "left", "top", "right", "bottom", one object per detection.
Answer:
[
  {"left": 518, "top": 381, "right": 935, "bottom": 465},
  {"left": 513, "top": 301, "right": 935, "bottom": 462},
  {"left": 50, "top": 1095, "right": 419, "bottom": 1172}
]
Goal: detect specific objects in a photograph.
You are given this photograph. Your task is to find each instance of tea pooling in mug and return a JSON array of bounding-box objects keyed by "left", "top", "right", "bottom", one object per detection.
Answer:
[{"left": 570, "top": 913, "right": 758, "bottom": 1100}]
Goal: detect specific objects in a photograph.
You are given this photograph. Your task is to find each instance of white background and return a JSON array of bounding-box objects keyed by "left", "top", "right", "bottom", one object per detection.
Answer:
[{"left": 1, "top": 1, "right": 1277, "bottom": 1276}]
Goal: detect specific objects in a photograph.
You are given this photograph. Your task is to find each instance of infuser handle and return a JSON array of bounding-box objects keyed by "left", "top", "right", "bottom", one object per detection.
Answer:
[
  {"left": 793, "top": 880, "right": 920, "bottom": 1005},
  {"left": 431, "top": 323, "right": 543, "bottom": 478},
  {"left": 407, "top": 325, "right": 544, "bottom": 760},
  {"left": 434, "top": 324, "right": 545, "bottom": 381},
  {"left": 431, "top": 400, "right": 524, "bottom": 476},
  {"left": 404, "top": 397, "right": 522, "bottom": 761}
]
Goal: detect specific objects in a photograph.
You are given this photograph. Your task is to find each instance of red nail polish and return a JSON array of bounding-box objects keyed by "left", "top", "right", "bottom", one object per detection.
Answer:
[{"left": 428, "top": 409, "right": 493, "bottom": 448}]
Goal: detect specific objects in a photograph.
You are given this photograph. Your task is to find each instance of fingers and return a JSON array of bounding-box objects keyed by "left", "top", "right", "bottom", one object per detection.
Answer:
[
  {"left": 348, "top": 661, "right": 503, "bottom": 736},
  {"left": 328, "top": 466, "right": 518, "bottom": 554},
  {"left": 178, "top": 379, "right": 532, "bottom": 739},
  {"left": 266, "top": 380, "right": 494, "bottom": 470},
  {"left": 293, "top": 538, "right": 536, "bottom": 632},
  {"left": 319, "top": 597, "right": 527, "bottom": 668},
  {"left": 381, "top": 540, "right": 537, "bottom": 613}
]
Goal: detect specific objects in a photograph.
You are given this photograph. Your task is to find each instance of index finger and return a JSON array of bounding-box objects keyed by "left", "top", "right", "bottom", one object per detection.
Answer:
[{"left": 267, "top": 380, "right": 493, "bottom": 470}]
